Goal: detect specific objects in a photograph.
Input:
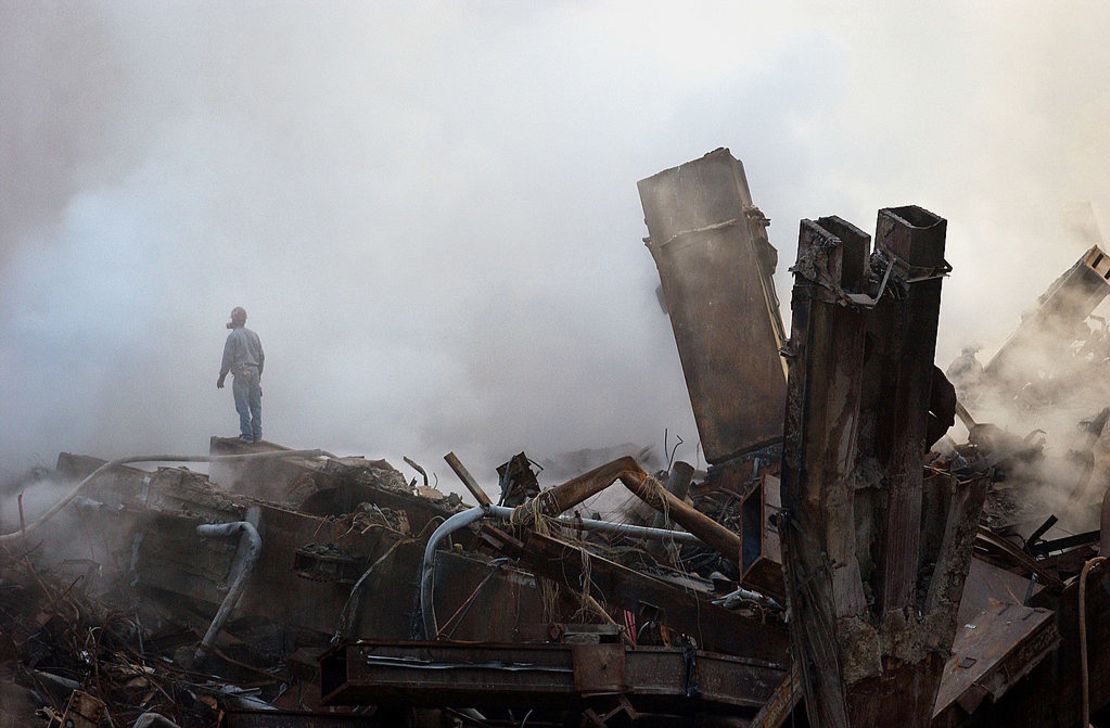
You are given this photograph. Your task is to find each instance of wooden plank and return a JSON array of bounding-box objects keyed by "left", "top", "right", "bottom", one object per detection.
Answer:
[{"left": 443, "top": 451, "right": 492, "bottom": 507}]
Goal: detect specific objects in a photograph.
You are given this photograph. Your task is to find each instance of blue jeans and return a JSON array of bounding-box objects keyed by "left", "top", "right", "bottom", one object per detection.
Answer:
[{"left": 232, "top": 368, "right": 262, "bottom": 441}]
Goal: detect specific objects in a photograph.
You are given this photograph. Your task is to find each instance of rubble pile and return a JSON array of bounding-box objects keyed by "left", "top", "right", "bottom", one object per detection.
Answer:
[
  {"left": 2, "top": 149, "right": 1110, "bottom": 727},
  {"left": 0, "top": 542, "right": 257, "bottom": 727}
]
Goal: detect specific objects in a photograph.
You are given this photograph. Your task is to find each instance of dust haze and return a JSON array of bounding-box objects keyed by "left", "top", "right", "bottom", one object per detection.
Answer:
[{"left": 3, "top": 1, "right": 1110, "bottom": 490}]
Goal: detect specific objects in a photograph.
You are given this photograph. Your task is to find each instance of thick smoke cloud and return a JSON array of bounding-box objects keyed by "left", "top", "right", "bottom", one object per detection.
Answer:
[{"left": 2, "top": 2, "right": 1110, "bottom": 489}]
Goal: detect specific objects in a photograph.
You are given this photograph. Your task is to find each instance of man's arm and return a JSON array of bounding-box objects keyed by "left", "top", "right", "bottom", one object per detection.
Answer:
[
  {"left": 257, "top": 337, "right": 264, "bottom": 378},
  {"left": 218, "top": 334, "right": 234, "bottom": 388}
]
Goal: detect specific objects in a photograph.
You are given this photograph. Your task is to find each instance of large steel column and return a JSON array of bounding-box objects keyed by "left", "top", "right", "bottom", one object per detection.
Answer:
[
  {"left": 638, "top": 148, "right": 787, "bottom": 464},
  {"left": 779, "top": 208, "right": 987, "bottom": 728}
]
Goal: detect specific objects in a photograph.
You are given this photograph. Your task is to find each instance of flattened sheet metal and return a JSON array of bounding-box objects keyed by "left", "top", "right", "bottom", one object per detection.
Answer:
[
  {"left": 638, "top": 148, "right": 787, "bottom": 463},
  {"left": 933, "top": 603, "right": 1059, "bottom": 719},
  {"left": 956, "top": 558, "right": 1041, "bottom": 626},
  {"left": 321, "top": 641, "right": 785, "bottom": 713}
]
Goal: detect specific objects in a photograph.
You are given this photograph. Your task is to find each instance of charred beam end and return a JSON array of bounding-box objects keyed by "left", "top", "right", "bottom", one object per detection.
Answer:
[
  {"left": 875, "top": 205, "right": 947, "bottom": 269},
  {"left": 790, "top": 217, "right": 871, "bottom": 297}
]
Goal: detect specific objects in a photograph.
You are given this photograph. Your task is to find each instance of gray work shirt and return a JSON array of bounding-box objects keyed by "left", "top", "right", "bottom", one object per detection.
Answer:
[{"left": 220, "top": 327, "right": 265, "bottom": 378}]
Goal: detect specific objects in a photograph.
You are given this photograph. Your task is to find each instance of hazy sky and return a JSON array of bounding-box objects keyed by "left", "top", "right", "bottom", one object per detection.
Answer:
[{"left": 3, "top": 1, "right": 1109, "bottom": 486}]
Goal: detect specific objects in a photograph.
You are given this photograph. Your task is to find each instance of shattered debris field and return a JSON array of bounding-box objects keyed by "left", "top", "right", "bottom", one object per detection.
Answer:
[{"left": 5, "top": 148, "right": 1110, "bottom": 727}]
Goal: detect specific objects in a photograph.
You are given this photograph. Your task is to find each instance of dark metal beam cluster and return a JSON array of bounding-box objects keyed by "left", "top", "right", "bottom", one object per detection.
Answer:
[{"left": 779, "top": 209, "right": 988, "bottom": 728}]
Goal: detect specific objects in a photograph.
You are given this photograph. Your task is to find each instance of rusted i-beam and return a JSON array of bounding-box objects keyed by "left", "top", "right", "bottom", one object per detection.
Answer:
[
  {"left": 499, "top": 529, "right": 789, "bottom": 662},
  {"left": 512, "top": 456, "right": 745, "bottom": 571},
  {"left": 986, "top": 245, "right": 1110, "bottom": 388},
  {"left": 780, "top": 217, "right": 872, "bottom": 727}
]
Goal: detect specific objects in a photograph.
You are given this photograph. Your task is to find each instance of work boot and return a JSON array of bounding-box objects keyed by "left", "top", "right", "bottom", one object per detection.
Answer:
[{"left": 237, "top": 435, "right": 254, "bottom": 444}]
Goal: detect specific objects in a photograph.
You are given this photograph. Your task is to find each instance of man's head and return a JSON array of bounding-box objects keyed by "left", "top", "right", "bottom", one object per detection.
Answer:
[{"left": 227, "top": 306, "right": 248, "bottom": 329}]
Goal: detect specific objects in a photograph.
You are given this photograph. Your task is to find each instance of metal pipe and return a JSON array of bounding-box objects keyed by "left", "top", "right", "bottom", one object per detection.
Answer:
[
  {"left": 421, "top": 506, "right": 489, "bottom": 638},
  {"left": 0, "top": 449, "right": 332, "bottom": 543},
  {"left": 194, "top": 521, "right": 262, "bottom": 663},
  {"left": 620, "top": 465, "right": 742, "bottom": 567},
  {"left": 1080, "top": 556, "right": 1106, "bottom": 728},
  {"left": 508, "top": 457, "right": 742, "bottom": 568},
  {"left": 486, "top": 506, "right": 701, "bottom": 544},
  {"left": 530, "top": 457, "right": 741, "bottom": 566},
  {"left": 649, "top": 461, "right": 696, "bottom": 564},
  {"left": 420, "top": 503, "right": 704, "bottom": 637},
  {"left": 665, "top": 460, "right": 696, "bottom": 499},
  {"left": 512, "top": 459, "right": 639, "bottom": 522},
  {"left": 132, "top": 714, "right": 182, "bottom": 728}
]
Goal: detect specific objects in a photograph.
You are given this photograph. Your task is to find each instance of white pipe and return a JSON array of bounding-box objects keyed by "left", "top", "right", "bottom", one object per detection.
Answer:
[
  {"left": 0, "top": 449, "right": 332, "bottom": 543},
  {"left": 132, "top": 714, "right": 181, "bottom": 728},
  {"left": 420, "top": 506, "right": 489, "bottom": 638},
  {"left": 193, "top": 521, "right": 263, "bottom": 663},
  {"left": 486, "top": 505, "right": 701, "bottom": 544},
  {"left": 419, "top": 505, "right": 703, "bottom": 637},
  {"left": 712, "top": 585, "right": 783, "bottom": 610}
]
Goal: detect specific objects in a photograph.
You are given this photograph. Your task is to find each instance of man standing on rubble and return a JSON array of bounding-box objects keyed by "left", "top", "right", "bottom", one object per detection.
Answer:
[
  {"left": 217, "top": 306, "right": 265, "bottom": 443},
  {"left": 946, "top": 344, "right": 984, "bottom": 405}
]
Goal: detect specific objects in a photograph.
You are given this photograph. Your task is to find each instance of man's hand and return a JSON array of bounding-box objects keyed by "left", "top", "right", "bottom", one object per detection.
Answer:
[{"left": 217, "top": 376, "right": 225, "bottom": 389}]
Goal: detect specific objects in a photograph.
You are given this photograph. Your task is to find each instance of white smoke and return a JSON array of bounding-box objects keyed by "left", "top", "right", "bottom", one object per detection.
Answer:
[{"left": 3, "top": 2, "right": 1110, "bottom": 493}]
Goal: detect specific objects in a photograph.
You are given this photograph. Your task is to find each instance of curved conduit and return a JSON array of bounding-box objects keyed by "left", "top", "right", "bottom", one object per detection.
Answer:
[
  {"left": 419, "top": 492, "right": 708, "bottom": 637},
  {"left": 194, "top": 521, "right": 263, "bottom": 663}
]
